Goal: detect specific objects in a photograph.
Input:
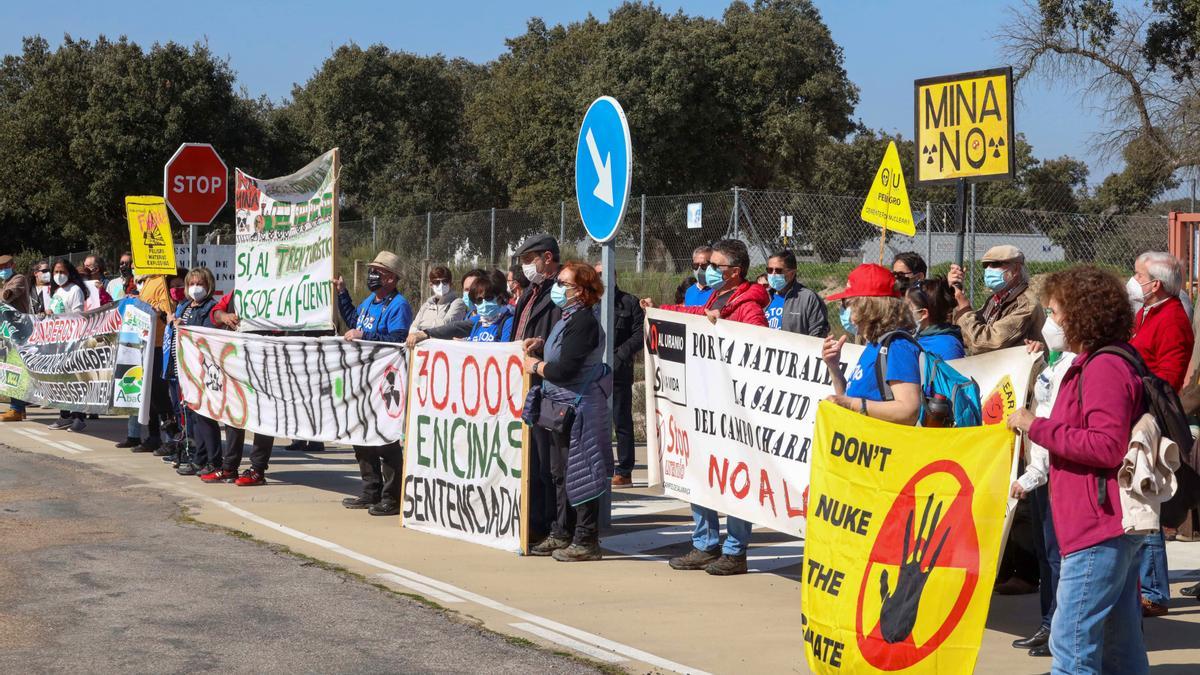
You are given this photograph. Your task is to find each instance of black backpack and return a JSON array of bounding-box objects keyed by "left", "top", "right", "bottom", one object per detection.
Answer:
[{"left": 1079, "top": 345, "right": 1200, "bottom": 528}]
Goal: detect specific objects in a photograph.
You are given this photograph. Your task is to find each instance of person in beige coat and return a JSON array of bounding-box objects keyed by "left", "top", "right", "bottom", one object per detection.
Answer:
[
  {"left": 947, "top": 245, "right": 1044, "bottom": 355},
  {"left": 411, "top": 265, "right": 468, "bottom": 331}
]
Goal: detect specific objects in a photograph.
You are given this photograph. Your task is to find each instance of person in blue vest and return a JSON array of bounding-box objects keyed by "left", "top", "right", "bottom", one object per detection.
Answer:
[
  {"left": 764, "top": 249, "right": 828, "bottom": 336},
  {"left": 465, "top": 273, "right": 515, "bottom": 342},
  {"left": 683, "top": 246, "right": 715, "bottom": 307},
  {"left": 335, "top": 251, "right": 413, "bottom": 516}
]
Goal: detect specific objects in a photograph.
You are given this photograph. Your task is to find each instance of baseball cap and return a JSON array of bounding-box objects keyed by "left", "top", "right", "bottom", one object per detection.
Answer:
[{"left": 826, "top": 263, "right": 901, "bottom": 301}]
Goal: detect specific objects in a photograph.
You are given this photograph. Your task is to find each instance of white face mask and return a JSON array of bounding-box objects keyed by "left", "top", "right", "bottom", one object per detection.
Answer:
[
  {"left": 1127, "top": 276, "right": 1148, "bottom": 312},
  {"left": 522, "top": 261, "right": 545, "bottom": 285},
  {"left": 187, "top": 285, "right": 207, "bottom": 301},
  {"left": 431, "top": 282, "right": 449, "bottom": 297},
  {"left": 53, "top": 273, "right": 68, "bottom": 286},
  {"left": 1043, "top": 316, "right": 1067, "bottom": 353},
  {"left": 38, "top": 272, "right": 50, "bottom": 284}
]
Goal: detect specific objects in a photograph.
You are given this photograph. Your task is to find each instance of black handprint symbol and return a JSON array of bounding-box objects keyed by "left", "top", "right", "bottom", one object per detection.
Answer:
[{"left": 878, "top": 494, "right": 950, "bottom": 644}]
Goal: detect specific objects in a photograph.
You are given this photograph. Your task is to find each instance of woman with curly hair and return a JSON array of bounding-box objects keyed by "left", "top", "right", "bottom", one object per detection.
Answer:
[
  {"left": 1007, "top": 265, "right": 1148, "bottom": 674},
  {"left": 821, "top": 264, "right": 922, "bottom": 425}
]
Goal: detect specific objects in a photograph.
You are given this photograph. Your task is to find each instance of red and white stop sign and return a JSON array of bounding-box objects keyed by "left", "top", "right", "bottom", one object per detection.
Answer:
[{"left": 164, "top": 143, "right": 228, "bottom": 225}]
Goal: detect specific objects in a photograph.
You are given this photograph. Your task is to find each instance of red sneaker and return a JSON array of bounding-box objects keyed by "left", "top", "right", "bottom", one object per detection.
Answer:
[
  {"left": 234, "top": 469, "right": 266, "bottom": 487},
  {"left": 200, "top": 468, "right": 237, "bottom": 483}
]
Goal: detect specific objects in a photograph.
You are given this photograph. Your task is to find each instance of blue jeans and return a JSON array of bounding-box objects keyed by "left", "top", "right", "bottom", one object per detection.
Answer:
[
  {"left": 1138, "top": 530, "right": 1170, "bottom": 605},
  {"left": 127, "top": 415, "right": 142, "bottom": 441},
  {"left": 1051, "top": 534, "right": 1147, "bottom": 675},
  {"left": 1031, "top": 485, "right": 1061, "bottom": 629},
  {"left": 691, "top": 505, "right": 751, "bottom": 556},
  {"left": 9, "top": 398, "right": 26, "bottom": 413}
]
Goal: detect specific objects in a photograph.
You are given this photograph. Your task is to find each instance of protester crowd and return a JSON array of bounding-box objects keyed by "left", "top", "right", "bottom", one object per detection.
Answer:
[{"left": 4, "top": 233, "right": 1200, "bottom": 674}]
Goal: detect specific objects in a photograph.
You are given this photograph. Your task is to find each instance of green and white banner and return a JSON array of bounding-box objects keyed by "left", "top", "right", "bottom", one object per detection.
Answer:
[
  {"left": 234, "top": 149, "right": 337, "bottom": 331},
  {"left": 0, "top": 299, "right": 156, "bottom": 422}
]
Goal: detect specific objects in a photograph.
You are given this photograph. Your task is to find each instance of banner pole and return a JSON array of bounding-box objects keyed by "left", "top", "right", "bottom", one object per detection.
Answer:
[
  {"left": 331, "top": 148, "right": 341, "bottom": 329},
  {"left": 520, "top": 372, "right": 532, "bottom": 555}
]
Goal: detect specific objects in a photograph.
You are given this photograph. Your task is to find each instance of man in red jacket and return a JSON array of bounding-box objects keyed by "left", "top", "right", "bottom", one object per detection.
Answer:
[
  {"left": 1127, "top": 251, "right": 1195, "bottom": 617},
  {"left": 641, "top": 238, "right": 768, "bottom": 576}
]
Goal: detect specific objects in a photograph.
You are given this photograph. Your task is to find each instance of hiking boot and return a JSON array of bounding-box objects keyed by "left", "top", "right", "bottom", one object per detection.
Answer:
[
  {"left": 1142, "top": 597, "right": 1169, "bottom": 617},
  {"left": 368, "top": 501, "right": 400, "bottom": 516},
  {"left": 529, "top": 535, "right": 571, "bottom": 557},
  {"left": 47, "top": 418, "right": 71, "bottom": 430},
  {"left": 115, "top": 437, "right": 141, "bottom": 448},
  {"left": 67, "top": 418, "right": 86, "bottom": 433},
  {"left": 552, "top": 543, "right": 602, "bottom": 562},
  {"left": 200, "top": 468, "right": 238, "bottom": 483},
  {"left": 176, "top": 463, "right": 201, "bottom": 476},
  {"left": 342, "top": 495, "right": 379, "bottom": 509},
  {"left": 668, "top": 547, "right": 721, "bottom": 571},
  {"left": 704, "top": 553, "right": 748, "bottom": 576},
  {"left": 234, "top": 469, "right": 266, "bottom": 487},
  {"left": 611, "top": 475, "right": 633, "bottom": 488},
  {"left": 1, "top": 410, "right": 25, "bottom": 422}
]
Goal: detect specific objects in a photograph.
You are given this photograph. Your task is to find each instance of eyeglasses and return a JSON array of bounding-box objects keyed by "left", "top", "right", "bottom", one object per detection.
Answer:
[
  {"left": 430, "top": 278, "right": 450, "bottom": 284},
  {"left": 556, "top": 280, "right": 578, "bottom": 289},
  {"left": 982, "top": 261, "right": 1007, "bottom": 269},
  {"left": 765, "top": 267, "right": 790, "bottom": 274},
  {"left": 691, "top": 261, "right": 709, "bottom": 270}
]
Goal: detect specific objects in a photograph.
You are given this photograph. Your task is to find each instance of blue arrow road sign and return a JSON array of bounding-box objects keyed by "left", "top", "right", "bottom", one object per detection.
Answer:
[{"left": 575, "top": 96, "right": 632, "bottom": 243}]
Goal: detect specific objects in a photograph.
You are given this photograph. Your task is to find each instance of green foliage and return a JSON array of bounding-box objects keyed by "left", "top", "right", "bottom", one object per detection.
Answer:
[{"left": 1145, "top": 0, "right": 1200, "bottom": 80}]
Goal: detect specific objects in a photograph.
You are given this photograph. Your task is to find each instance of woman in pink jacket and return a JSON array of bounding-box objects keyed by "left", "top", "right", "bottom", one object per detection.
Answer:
[{"left": 1007, "top": 266, "right": 1148, "bottom": 674}]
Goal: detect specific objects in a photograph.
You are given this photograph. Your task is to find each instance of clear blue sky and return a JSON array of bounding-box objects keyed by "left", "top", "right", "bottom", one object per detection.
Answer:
[{"left": 1, "top": 0, "right": 1121, "bottom": 182}]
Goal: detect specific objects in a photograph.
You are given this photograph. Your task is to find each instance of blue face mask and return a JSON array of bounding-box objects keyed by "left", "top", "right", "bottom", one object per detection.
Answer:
[
  {"left": 0, "top": 268, "right": 12, "bottom": 281},
  {"left": 462, "top": 290, "right": 471, "bottom": 306},
  {"left": 767, "top": 273, "right": 787, "bottom": 292},
  {"left": 550, "top": 282, "right": 569, "bottom": 308},
  {"left": 983, "top": 267, "right": 1007, "bottom": 291},
  {"left": 839, "top": 305, "right": 857, "bottom": 336},
  {"left": 704, "top": 264, "right": 725, "bottom": 289},
  {"left": 476, "top": 299, "right": 502, "bottom": 321}
]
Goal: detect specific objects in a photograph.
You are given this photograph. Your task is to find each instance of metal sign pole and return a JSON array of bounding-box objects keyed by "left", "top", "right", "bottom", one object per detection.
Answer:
[
  {"left": 189, "top": 223, "right": 197, "bottom": 269},
  {"left": 600, "top": 241, "right": 616, "bottom": 528}
]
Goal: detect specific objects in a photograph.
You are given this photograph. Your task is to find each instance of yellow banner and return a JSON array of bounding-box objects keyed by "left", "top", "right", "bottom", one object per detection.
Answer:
[
  {"left": 125, "top": 196, "right": 177, "bottom": 275},
  {"left": 802, "top": 402, "right": 1012, "bottom": 674},
  {"left": 914, "top": 67, "right": 1013, "bottom": 185}
]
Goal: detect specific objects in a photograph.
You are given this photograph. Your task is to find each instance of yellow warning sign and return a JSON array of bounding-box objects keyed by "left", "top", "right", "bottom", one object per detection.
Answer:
[
  {"left": 915, "top": 67, "right": 1014, "bottom": 185},
  {"left": 860, "top": 141, "right": 915, "bottom": 236},
  {"left": 125, "top": 196, "right": 177, "bottom": 275}
]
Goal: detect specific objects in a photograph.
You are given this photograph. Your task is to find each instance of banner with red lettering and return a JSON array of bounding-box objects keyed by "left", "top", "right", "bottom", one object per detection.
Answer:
[
  {"left": 402, "top": 339, "right": 528, "bottom": 553},
  {"left": 643, "top": 309, "right": 1039, "bottom": 537}
]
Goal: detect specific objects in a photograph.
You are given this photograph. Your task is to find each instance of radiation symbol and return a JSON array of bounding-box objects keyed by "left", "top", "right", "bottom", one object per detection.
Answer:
[
  {"left": 855, "top": 460, "right": 980, "bottom": 671},
  {"left": 378, "top": 365, "right": 405, "bottom": 419}
]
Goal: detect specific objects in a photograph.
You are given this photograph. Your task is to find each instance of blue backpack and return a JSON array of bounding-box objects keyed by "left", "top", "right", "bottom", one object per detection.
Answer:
[{"left": 875, "top": 331, "right": 982, "bottom": 427}]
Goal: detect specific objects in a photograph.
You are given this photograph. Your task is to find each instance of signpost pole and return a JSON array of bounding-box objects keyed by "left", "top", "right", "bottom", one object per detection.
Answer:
[
  {"left": 637, "top": 194, "right": 645, "bottom": 273},
  {"left": 925, "top": 200, "right": 932, "bottom": 266},
  {"left": 954, "top": 178, "right": 967, "bottom": 269},
  {"left": 969, "top": 183, "right": 977, "bottom": 305},
  {"left": 189, "top": 224, "right": 197, "bottom": 269},
  {"left": 600, "top": 241, "right": 616, "bottom": 528}
]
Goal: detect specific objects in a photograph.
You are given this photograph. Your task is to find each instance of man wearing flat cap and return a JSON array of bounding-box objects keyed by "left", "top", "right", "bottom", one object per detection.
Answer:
[
  {"left": 334, "top": 250, "right": 413, "bottom": 516},
  {"left": 948, "top": 245, "right": 1043, "bottom": 354}
]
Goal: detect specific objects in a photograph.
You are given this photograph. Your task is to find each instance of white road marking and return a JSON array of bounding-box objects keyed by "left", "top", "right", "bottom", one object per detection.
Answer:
[
  {"left": 60, "top": 440, "right": 93, "bottom": 453},
  {"left": 602, "top": 524, "right": 803, "bottom": 572},
  {"left": 610, "top": 496, "right": 688, "bottom": 520},
  {"left": 509, "top": 622, "right": 628, "bottom": 664},
  {"left": 374, "top": 573, "right": 465, "bottom": 604},
  {"left": 22, "top": 427, "right": 48, "bottom": 436},
  {"left": 13, "top": 429, "right": 79, "bottom": 453}
]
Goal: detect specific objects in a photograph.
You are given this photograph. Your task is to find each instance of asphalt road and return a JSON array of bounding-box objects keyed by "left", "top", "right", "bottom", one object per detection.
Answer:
[{"left": 0, "top": 445, "right": 600, "bottom": 674}]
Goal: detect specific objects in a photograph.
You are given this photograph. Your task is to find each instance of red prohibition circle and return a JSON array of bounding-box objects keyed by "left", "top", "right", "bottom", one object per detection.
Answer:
[{"left": 855, "top": 460, "right": 979, "bottom": 671}]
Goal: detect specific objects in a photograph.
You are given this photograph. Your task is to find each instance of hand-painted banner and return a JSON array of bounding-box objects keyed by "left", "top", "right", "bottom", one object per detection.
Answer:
[
  {"left": 176, "top": 325, "right": 406, "bottom": 445},
  {"left": 643, "top": 308, "right": 1038, "bottom": 537},
  {"left": 0, "top": 299, "right": 156, "bottom": 422},
  {"left": 802, "top": 402, "right": 1012, "bottom": 674},
  {"left": 234, "top": 150, "right": 337, "bottom": 331},
  {"left": 402, "top": 339, "right": 528, "bottom": 553},
  {"left": 125, "top": 196, "right": 177, "bottom": 275}
]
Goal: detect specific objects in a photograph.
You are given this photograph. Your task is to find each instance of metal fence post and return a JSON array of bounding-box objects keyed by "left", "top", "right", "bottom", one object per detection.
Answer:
[
  {"left": 372, "top": 216, "right": 377, "bottom": 250},
  {"left": 925, "top": 200, "right": 932, "bottom": 266},
  {"left": 425, "top": 212, "right": 431, "bottom": 261},
  {"left": 490, "top": 207, "right": 496, "bottom": 266},
  {"left": 560, "top": 201, "right": 565, "bottom": 244},
  {"left": 637, "top": 194, "right": 646, "bottom": 273},
  {"left": 732, "top": 187, "right": 740, "bottom": 239}
]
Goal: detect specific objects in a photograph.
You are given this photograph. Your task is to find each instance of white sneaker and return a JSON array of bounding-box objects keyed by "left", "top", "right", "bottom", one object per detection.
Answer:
[{"left": 47, "top": 419, "right": 71, "bottom": 430}]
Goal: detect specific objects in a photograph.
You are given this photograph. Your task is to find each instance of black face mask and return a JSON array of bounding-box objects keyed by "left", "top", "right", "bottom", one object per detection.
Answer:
[
  {"left": 120, "top": 263, "right": 132, "bottom": 279},
  {"left": 366, "top": 270, "right": 383, "bottom": 292}
]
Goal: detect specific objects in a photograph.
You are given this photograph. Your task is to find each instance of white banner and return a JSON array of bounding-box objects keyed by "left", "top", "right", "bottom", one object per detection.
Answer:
[
  {"left": 402, "top": 340, "right": 527, "bottom": 553},
  {"left": 176, "top": 325, "right": 407, "bottom": 445},
  {"left": 234, "top": 150, "right": 337, "bottom": 331},
  {"left": 643, "top": 309, "right": 1039, "bottom": 537},
  {"left": 174, "top": 244, "right": 236, "bottom": 296}
]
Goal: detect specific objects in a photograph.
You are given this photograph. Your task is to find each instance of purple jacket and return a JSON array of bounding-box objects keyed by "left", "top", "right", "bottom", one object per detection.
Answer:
[{"left": 1028, "top": 346, "right": 1145, "bottom": 556}]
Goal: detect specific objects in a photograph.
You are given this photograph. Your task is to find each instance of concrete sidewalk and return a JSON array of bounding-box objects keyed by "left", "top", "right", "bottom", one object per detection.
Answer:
[{"left": 3, "top": 410, "right": 1200, "bottom": 673}]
